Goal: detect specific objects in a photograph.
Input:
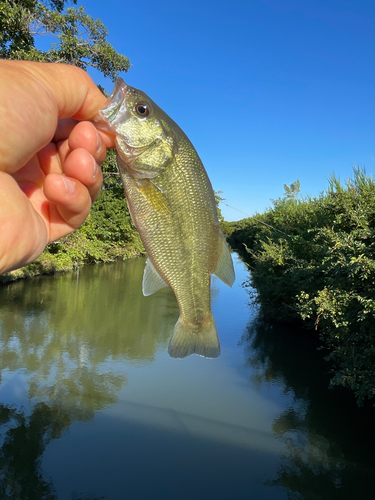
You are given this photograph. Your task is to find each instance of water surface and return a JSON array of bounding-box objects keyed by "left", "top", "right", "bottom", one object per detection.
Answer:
[{"left": 0, "top": 255, "right": 374, "bottom": 499}]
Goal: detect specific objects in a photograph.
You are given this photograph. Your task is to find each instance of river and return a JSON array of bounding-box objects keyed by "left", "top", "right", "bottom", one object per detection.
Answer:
[{"left": 0, "top": 254, "right": 374, "bottom": 499}]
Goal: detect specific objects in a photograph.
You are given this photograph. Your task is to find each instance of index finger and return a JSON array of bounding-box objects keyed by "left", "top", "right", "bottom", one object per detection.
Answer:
[{"left": 54, "top": 118, "right": 116, "bottom": 150}]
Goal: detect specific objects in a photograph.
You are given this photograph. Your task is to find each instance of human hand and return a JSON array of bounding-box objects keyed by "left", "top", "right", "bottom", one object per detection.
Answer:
[{"left": 0, "top": 60, "right": 115, "bottom": 274}]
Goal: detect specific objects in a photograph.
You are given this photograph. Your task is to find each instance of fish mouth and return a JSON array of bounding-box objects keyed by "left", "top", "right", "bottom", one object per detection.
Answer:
[
  {"left": 98, "top": 78, "right": 130, "bottom": 130},
  {"left": 116, "top": 137, "right": 152, "bottom": 159}
]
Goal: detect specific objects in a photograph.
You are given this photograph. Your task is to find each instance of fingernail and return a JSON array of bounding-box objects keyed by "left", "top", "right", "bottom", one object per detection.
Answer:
[
  {"left": 93, "top": 159, "right": 99, "bottom": 179},
  {"left": 96, "top": 132, "right": 102, "bottom": 153},
  {"left": 62, "top": 176, "right": 75, "bottom": 194}
]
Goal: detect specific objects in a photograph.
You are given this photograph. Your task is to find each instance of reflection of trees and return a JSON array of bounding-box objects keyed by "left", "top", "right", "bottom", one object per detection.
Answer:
[
  {"left": 243, "top": 317, "right": 375, "bottom": 499},
  {"left": 0, "top": 257, "right": 177, "bottom": 367},
  {"left": 0, "top": 403, "right": 60, "bottom": 499},
  {"left": 0, "top": 402, "right": 108, "bottom": 500},
  {"left": 0, "top": 257, "right": 178, "bottom": 411},
  {"left": 0, "top": 257, "right": 179, "bottom": 499}
]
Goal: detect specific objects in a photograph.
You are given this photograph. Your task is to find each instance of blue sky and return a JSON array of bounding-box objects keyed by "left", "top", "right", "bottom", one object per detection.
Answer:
[{"left": 77, "top": 1, "right": 375, "bottom": 220}]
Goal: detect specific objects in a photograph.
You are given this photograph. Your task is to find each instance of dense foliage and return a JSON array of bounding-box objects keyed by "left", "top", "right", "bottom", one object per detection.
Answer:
[
  {"left": 0, "top": 0, "right": 130, "bottom": 79},
  {"left": 229, "top": 168, "right": 375, "bottom": 405}
]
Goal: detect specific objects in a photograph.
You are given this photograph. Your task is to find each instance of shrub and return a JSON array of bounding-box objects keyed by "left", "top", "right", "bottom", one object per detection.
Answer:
[{"left": 230, "top": 168, "right": 375, "bottom": 405}]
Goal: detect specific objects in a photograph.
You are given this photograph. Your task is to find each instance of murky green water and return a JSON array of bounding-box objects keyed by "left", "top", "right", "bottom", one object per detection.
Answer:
[{"left": 0, "top": 254, "right": 374, "bottom": 499}]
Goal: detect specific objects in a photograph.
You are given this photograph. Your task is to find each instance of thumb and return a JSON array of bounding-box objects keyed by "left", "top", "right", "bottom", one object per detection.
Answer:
[{"left": 0, "top": 60, "right": 107, "bottom": 173}]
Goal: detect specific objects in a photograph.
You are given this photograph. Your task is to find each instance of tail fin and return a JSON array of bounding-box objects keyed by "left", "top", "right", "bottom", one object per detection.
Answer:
[{"left": 168, "top": 314, "right": 220, "bottom": 359}]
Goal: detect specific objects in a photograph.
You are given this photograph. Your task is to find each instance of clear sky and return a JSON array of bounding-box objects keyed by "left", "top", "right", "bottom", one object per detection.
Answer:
[{"left": 81, "top": 0, "right": 375, "bottom": 221}]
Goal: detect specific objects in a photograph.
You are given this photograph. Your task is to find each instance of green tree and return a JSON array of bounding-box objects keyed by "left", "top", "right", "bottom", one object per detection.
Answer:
[
  {"left": 271, "top": 179, "right": 301, "bottom": 207},
  {"left": 0, "top": 0, "right": 130, "bottom": 79},
  {"left": 214, "top": 190, "right": 233, "bottom": 236}
]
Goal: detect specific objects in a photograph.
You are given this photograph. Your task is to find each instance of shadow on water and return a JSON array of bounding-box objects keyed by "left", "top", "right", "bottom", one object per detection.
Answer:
[{"left": 242, "top": 317, "right": 375, "bottom": 499}]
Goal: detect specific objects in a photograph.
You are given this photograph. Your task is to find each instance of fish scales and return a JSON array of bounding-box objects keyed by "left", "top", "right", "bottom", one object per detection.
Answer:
[
  {"left": 98, "top": 78, "right": 235, "bottom": 358},
  {"left": 120, "top": 136, "right": 217, "bottom": 322}
]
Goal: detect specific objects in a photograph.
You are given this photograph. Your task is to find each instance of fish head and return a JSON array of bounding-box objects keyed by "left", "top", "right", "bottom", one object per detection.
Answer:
[{"left": 98, "top": 78, "right": 175, "bottom": 179}]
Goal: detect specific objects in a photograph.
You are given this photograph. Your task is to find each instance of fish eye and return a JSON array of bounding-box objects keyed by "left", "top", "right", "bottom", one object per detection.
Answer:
[{"left": 135, "top": 102, "right": 150, "bottom": 117}]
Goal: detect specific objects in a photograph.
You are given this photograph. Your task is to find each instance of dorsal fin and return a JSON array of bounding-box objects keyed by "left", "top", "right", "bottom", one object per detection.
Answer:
[
  {"left": 142, "top": 257, "right": 169, "bottom": 296},
  {"left": 214, "top": 233, "right": 235, "bottom": 287}
]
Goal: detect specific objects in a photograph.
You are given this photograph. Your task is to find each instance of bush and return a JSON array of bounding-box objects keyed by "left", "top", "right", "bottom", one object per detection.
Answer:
[{"left": 230, "top": 168, "right": 375, "bottom": 405}]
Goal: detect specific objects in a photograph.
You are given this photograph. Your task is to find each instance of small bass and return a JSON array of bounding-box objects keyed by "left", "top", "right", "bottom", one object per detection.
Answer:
[{"left": 98, "top": 78, "right": 235, "bottom": 358}]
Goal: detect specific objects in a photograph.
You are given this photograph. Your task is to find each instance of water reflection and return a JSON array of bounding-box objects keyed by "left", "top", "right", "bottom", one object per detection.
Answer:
[
  {"left": 0, "top": 258, "right": 180, "bottom": 498},
  {"left": 243, "top": 318, "right": 375, "bottom": 499},
  {"left": 0, "top": 402, "right": 109, "bottom": 500},
  {"left": 0, "top": 255, "right": 374, "bottom": 499},
  {"left": 0, "top": 257, "right": 178, "bottom": 364},
  {"left": 0, "top": 257, "right": 180, "bottom": 412},
  {"left": 0, "top": 402, "right": 58, "bottom": 499}
]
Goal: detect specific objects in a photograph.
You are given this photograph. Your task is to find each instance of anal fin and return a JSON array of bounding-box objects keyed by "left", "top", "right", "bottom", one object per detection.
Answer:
[
  {"left": 214, "top": 233, "right": 235, "bottom": 287},
  {"left": 142, "top": 257, "right": 169, "bottom": 296}
]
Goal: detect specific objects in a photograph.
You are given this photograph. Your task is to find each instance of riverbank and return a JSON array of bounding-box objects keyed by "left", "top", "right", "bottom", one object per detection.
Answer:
[
  {"left": 0, "top": 231, "right": 145, "bottom": 285},
  {"left": 1, "top": 164, "right": 145, "bottom": 285}
]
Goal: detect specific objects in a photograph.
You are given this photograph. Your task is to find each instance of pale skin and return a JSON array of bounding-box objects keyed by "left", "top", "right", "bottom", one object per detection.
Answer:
[{"left": 0, "top": 60, "right": 116, "bottom": 274}]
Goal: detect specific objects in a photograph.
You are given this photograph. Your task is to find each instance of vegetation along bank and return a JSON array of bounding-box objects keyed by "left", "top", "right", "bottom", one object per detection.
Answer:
[{"left": 228, "top": 168, "right": 375, "bottom": 406}]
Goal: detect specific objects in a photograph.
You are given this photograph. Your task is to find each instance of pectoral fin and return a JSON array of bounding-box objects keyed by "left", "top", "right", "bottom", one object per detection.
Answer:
[
  {"left": 142, "top": 257, "right": 169, "bottom": 296},
  {"left": 214, "top": 233, "right": 235, "bottom": 287},
  {"left": 138, "top": 180, "right": 170, "bottom": 215}
]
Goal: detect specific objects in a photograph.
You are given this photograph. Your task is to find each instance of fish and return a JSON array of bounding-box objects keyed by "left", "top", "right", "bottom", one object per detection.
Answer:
[{"left": 97, "top": 78, "right": 235, "bottom": 358}]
